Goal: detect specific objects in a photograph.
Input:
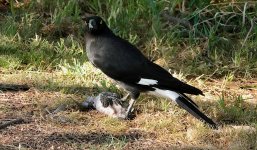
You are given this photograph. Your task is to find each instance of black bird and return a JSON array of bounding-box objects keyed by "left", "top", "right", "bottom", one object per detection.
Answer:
[{"left": 84, "top": 15, "right": 217, "bottom": 128}]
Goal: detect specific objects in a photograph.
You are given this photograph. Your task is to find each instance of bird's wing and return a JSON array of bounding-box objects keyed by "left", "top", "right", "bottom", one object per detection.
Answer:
[
  {"left": 136, "top": 62, "right": 203, "bottom": 95},
  {"left": 91, "top": 36, "right": 202, "bottom": 95}
]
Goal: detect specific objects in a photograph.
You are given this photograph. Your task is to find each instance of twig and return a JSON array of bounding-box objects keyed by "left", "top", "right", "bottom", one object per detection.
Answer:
[
  {"left": 52, "top": 104, "right": 67, "bottom": 114},
  {"left": 225, "top": 14, "right": 237, "bottom": 25},
  {"left": 241, "top": 18, "right": 255, "bottom": 48},
  {"left": 193, "top": 12, "right": 241, "bottom": 28},
  {"left": 242, "top": 2, "right": 248, "bottom": 26},
  {"left": 45, "top": 108, "right": 54, "bottom": 119},
  {"left": 181, "top": 0, "right": 186, "bottom": 12},
  {"left": 0, "top": 118, "right": 24, "bottom": 129},
  {"left": 45, "top": 105, "right": 71, "bottom": 123}
]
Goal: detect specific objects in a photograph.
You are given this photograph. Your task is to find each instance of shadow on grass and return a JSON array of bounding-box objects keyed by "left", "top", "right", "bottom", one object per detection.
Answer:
[
  {"left": 0, "top": 83, "right": 30, "bottom": 92},
  {"left": 33, "top": 80, "right": 120, "bottom": 96},
  {"left": 0, "top": 145, "right": 17, "bottom": 150},
  {"left": 31, "top": 80, "right": 100, "bottom": 95},
  {"left": 13, "top": 131, "right": 146, "bottom": 149},
  {"left": 11, "top": 131, "right": 218, "bottom": 149}
]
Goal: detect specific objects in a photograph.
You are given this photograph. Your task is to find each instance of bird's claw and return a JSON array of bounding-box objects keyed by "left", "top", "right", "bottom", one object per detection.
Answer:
[{"left": 124, "top": 108, "right": 134, "bottom": 120}]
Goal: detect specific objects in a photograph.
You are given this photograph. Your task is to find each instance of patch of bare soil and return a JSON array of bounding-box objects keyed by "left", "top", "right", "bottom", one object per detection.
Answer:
[
  {"left": 0, "top": 79, "right": 256, "bottom": 149},
  {"left": 0, "top": 89, "right": 156, "bottom": 149}
]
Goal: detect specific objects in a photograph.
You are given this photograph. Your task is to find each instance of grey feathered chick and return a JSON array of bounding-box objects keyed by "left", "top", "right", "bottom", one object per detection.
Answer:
[{"left": 82, "top": 92, "right": 127, "bottom": 119}]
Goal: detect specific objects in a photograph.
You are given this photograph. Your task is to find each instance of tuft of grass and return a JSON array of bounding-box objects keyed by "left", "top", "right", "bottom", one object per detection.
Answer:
[
  {"left": 217, "top": 93, "right": 257, "bottom": 124},
  {"left": 0, "top": 34, "right": 86, "bottom": 71}
]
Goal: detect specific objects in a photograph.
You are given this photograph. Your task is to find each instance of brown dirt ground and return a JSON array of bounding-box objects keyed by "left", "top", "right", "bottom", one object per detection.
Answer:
[{"left": 0, "top": 79, "right": 257, "bottom": 150}]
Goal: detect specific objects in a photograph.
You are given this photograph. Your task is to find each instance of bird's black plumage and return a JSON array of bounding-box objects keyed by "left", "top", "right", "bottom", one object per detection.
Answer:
[{"left": 84, "top": 16, "right": 217, "bottom": 128}]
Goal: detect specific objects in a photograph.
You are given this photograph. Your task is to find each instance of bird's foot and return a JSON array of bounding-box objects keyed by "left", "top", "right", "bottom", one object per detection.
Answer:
[
  {"left": 124, "top": 108, "right": 135, "bottom": 120},
  {"left": 125, "top": 98, "right": 135, "bottom": 119}
]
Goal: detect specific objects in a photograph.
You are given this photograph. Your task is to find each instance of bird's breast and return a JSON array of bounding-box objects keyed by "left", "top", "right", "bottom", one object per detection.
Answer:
[{"left": 86, "top": 39, "right": 100, "bottom": 64}]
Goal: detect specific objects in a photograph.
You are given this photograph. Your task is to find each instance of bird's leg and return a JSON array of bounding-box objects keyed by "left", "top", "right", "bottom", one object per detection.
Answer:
[
  {"left": 124, "top": 91, "right": 139, "bottom": 119},
  {"left": 121, "top": 93, "right": 130, "bottom": 101},
  {"left": 125, "top": 98, "right": 135, "bottom": 118}
]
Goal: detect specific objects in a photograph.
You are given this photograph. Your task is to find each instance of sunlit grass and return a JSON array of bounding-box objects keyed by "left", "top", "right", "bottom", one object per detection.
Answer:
[{"left": 1, "top": 0, "right": 257, "bottom": 76}]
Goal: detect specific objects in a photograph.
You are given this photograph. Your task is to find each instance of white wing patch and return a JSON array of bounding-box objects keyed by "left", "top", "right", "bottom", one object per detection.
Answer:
[
  {"left": 149, "top": 88, "right": 180, "bottom": 101},
  {"left": 138, "top": 78, "right": 158, "bottom": 86}
]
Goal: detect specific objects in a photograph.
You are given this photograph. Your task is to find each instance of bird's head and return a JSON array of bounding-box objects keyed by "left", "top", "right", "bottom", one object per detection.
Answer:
[{"left": 84, "top": 16, "right": 107, "bottom": 35}]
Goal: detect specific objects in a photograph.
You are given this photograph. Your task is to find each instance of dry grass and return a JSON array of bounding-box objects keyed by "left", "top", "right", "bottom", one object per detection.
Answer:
[{"left": 0, "top": 70, "right": 256, "bottom": 150}]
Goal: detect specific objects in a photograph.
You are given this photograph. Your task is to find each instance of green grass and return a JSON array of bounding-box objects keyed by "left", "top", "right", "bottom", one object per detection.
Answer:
[
  {"left": 1, "top": 0, "right": 256, "bottom": 76},
  {"left": 0, "top": 0, "right": 257, "bottom": 149}
]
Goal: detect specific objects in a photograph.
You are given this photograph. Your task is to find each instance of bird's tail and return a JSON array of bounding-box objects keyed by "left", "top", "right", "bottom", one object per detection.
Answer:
[
  {"left": 175, "top": 94, "right": 217, "bottom": 129},
  {"left": 153, "top": 88, "right": 218, "bottom": 129}
]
